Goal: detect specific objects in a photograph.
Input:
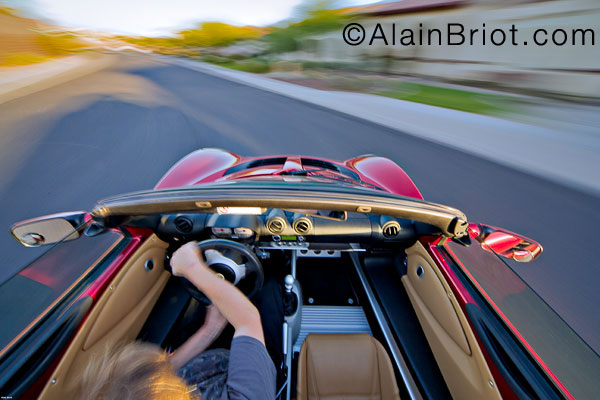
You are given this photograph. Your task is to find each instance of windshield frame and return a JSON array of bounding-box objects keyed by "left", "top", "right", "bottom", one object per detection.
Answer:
[{"left": 91, "top": 181, "right": 469, "bottom": 238}]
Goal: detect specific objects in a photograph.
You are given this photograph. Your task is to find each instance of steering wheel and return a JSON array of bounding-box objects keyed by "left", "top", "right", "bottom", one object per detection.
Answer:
[{"left": 179, "top": 239, "right": 264, "bottom": 305}]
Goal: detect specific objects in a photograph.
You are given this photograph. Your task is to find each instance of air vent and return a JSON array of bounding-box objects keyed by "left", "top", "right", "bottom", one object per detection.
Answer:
[
  {"left": 301, "top": 158, "right": 360, "bottom": 181},
  {"left": 266, "top": 217, "right": 286, "bottom": 234},
  {"left": 224, "top": 157, "right": 287, "bottom": 176},
  {"left": 174, "top": 216, "right": 193, "bottom": 233},
  {"left": 293, "top": 217, "right": 312, "bottom": 235},
  {"left": 382, "top": 221, "right": 400, "bottom": 238}
]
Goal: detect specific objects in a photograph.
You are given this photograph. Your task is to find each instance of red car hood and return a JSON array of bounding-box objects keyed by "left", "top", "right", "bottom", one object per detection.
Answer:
[
  {"left": 155, "top": 150, "right": 423, "bottom": 199},
  {"left": 216, "top": 166, "right": 379, "bottom": 190}
]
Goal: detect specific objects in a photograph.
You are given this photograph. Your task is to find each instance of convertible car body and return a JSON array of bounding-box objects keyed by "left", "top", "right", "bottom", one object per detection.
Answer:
[{"left": 1, "top": 149, "right": 597, "bottom": 399}]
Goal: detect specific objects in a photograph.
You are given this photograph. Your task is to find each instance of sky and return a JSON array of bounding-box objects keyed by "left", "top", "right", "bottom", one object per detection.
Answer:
[{"left": 4, "top": 0, "right": 381, "bottom": 36}]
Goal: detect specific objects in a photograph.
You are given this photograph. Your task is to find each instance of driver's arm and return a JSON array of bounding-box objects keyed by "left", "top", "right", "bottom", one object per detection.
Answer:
[
  {"left": 170, "top": 241, "right": 265, "bottom": 344},
  {"left": 169, "top": 305, "right": 227, "bottom": 370}
]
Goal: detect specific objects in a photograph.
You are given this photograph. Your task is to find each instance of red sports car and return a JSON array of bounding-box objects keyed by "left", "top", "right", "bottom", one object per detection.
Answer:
[{"left": 1, "top": 149, "right": 596, "bottom": 400}]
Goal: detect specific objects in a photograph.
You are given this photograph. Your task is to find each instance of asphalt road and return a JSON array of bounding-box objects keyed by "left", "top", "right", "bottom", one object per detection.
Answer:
[{"left": 0, "top": 54, "right": 598, "bottom": 354}]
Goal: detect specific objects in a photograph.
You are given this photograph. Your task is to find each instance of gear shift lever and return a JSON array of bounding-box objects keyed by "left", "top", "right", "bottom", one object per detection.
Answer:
[
  {"left": 283, "top": 275, "right": 298, "bottom": 317},
  {"left": 284, "top": 275, "right": 294, "bottom": 293}
]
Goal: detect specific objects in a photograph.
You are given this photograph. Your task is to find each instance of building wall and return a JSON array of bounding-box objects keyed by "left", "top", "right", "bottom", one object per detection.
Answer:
[{"left": 294, "top": 0, "right": 600, "bottom": 97}]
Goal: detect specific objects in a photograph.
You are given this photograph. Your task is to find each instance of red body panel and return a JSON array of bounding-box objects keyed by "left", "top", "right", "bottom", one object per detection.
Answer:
[
  {"left": 344, "top": 155, "right": 422, "bottom": 199},
  {"left": 469, "top": 223, "right": 543, "bottom": 263},
  {"left": 155, "top": 148, "right": 423, "bottom": 199},
  {"left": 154, "top": 148, "right": 240, "bottom": 189}
]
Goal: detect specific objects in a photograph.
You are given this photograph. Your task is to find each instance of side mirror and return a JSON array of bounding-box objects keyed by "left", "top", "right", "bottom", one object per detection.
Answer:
[
  {"left": 469, "top": 223, "right": 543, "bottom": 263},
  {"left": 10, "top": 212, "right": 87, "bottom": 247}
]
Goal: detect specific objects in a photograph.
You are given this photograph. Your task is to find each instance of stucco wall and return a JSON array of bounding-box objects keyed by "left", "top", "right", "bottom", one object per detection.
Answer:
[{"left": 294, "top": 0, "right": 600, "bottom": 97}]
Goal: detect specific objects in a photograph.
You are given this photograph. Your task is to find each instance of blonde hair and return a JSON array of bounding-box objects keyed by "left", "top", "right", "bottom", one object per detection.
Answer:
[{"left": 78, "top": 341, "right": 197, "bottom": 400}]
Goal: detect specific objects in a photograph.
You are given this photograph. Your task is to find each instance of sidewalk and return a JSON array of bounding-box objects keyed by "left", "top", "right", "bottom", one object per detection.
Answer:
[
  {"left": 267, "top": 70, "right": 600, "bottom": 137},
  {"left": 162, "top": 56, "right": 600, "bottom": 196},
  {"left": 0, "top": 52, "right": 114, "bottom": 104}
]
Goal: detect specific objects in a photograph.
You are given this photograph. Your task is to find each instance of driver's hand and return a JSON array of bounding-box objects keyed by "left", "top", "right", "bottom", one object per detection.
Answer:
[{"left": 171, "top": 241, "right": 206, "bottom": 279}]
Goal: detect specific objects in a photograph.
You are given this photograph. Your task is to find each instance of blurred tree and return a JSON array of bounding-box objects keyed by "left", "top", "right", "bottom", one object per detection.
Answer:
[
  {"left": 118, "top": 22, "right": 266, "bottom": 56},
  {"left": 265, "top": 0, "right": 349, "bottom": 53},
  {"left": 35, "top": 33, "right": 86, "bottom": 55},
  {"left": 120, "top": 36, "right": 181, "bottom": 48},
  {"left": 179, "top": 22, "right": 265, "bottom": 48},
  {"left": 0, "top": 6, "right": 18, "bottom": 16},
  {"left": 115, "top": 0, "right": 348, "bottom": 56}
]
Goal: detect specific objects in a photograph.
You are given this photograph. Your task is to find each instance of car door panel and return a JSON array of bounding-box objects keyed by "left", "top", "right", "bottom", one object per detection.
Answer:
[
  {"left": 38, "top": 235, "right": 169, "bottom": 400},
  {"left": 83, "top": 237, "right": 168, "bottom": 349},
  {"left": 404, "top": 245, "right": 471, "bottom": 355},
  {"left": 441, "top": 232, "right": 598, "bottom": 400},
  {"left": 403, "top": 241, "right": 501, "bottom": 400}
]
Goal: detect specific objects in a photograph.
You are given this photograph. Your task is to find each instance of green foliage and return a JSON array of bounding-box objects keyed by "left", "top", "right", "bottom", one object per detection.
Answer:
[
  {"left": 264, "top": 9, "right": 348, "bottom": 54},
  {"left": 264, "top": 30, "right": 298, "bottom": 53},
  {"left": 120, "top": 23, "right": 265, "bottom": 52},
  {"left": 301, "top": 61, "right": 355, "bottom": 70},
  {"left": 377, "top": 82, "right": 510, "bottom": 115},
  {"left": 119, "top": 36, "right": 182, "bottom": 48},
  {"left": 202, "top": 55, "right": 231, "bottom": 64},
  {"left": 179, "top": 22, "right": 264, "bottom": 48},
  {"left": 203, "top": 56, "right": 270, "bottom": 73},
  {"left": 226, "top": 58, "right": 270, "bottom": 73},
  {"left": 115, "top": 0, "right": 347, "bottom": 55}
]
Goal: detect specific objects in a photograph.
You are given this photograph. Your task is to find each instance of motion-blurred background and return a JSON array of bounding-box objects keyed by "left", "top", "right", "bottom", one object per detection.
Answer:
[
  {"left": 3, "top": 0, "right": 600, "bottom": 102},
  {"left": 1, "top": 0, "right": 599, "bottom": 360}
]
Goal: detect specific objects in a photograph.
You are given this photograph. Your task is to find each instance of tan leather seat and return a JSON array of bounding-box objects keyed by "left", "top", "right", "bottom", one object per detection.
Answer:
[{"left": 297, "top": 333, "right": 401, "bottom": 400}]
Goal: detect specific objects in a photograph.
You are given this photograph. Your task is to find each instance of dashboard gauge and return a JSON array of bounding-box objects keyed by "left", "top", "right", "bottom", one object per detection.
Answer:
[
  {"left": 234, "top": 227, "right": 254, "bottom": 239},
  {"left": 212, "top": 227, "right": 232, "bottom": 237}
]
